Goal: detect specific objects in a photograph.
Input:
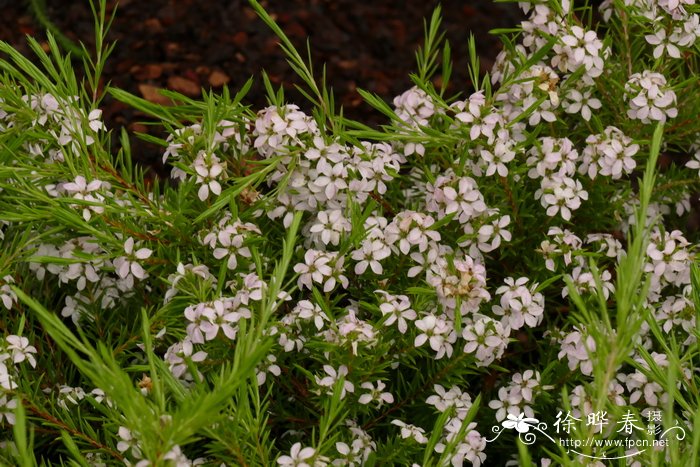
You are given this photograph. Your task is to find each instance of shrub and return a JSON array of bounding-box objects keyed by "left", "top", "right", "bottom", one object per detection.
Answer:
[{"left": 0, "top": 0, "right": 699, "bottom": 465}]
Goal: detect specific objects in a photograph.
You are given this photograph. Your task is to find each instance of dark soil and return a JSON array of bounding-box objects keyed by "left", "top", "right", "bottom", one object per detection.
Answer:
[{"left": 1, "top": 0, "right": 523, "bottom": 174}]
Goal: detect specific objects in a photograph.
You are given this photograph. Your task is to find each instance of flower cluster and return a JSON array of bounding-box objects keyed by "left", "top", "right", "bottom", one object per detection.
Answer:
[
  {"left": 624, "top": 71, "right": 678, "bottom": 123},
  {"left": 1, "top": 0, "right": 700, "bottom": 465},
  {"left": 1, "top": 334, "right": 37, "bottom": 424},
  {"left": 580, "top": 126, "right": 640, "bottom": 180},
  {"left": 492, "top": 277, "right": 545, "bottom": 331},
  {"left": 527, "top": 137, "right": 589, "bottom": 221},
  {"left": 488, "top": 370, "right": 547, "bottom": 423}
]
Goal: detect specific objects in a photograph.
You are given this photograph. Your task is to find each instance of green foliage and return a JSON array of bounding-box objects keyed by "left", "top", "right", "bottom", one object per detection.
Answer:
[{"left": 1, "top": 0, "right": 700, "bottom": 465}]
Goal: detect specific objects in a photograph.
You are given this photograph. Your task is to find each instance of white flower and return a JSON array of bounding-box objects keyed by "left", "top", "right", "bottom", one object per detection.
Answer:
[
  {"left": 116, "top": 426, "right": 142, "bottom": 459},
  {"left": 3, "top": 335, "right": 38, "bottom": 368},
  {"left": 526, "top": 136, "right": 579, "bottom": 179},
  {"left": 393, "top": 86, "right": 436, "bottom": 127},
  {"left": 26, "top": 92, "right": 60, "bottom": 126},
  {"left": 538, "top": 227, "right": 582, "bottom": 272},
  {"left": 294, "top": 250, "right": 348, "bottom": 292},
  {"left": 184, "top": 303, "right": 207, "bottom": 344},
  {"left": 678, "top": 14, "right": 700, "bottom": 47},
  {"left": 425, "top": 384, "right": 473, "bottom": 419},
  {"left": 477, "top": 215, "right": 512, "bottom": 252},
  {"left": 644, "top": 229, "right": 691, "bottom": 289},
  {"left": 686, "top": 146, "right": 700, "bottom": 175},
  {"left": 363, "top": 215, "right": 389, "bottom": 239},
  {"left": 164, "top": 340, "right": 207, "bottom": 381},
  {"left": 352, "top": 239, "right": 391, "bottom": 275},
  {"left": 61, "top": 294, "right": 90, "bottom": 324},
  {"left": 61, "top": 175, "right": 105, "bottom": 221},
  {"left": 655, "top": 294, "right": 694, "bottom": 335},
  {"left": 256, "top": 354, "right": 281, "bottom": 386},
  {"left": 645, "top": 29, "right": 681, "bottom": 59},
  {"left": 277, "top": 442, "right": 316, "bottom": 467},
  {"left": 563, "top": 88, "right": 601, "bottom": 121},
  {"left": 558, "top": 327, "right": 596, "bottom": 376},
  {"left": 235, "top": 272, "right": 266, "bottom": 304},
  {"left": 162, "top": 445, "right": 199, "bottom": 466},
  {"left": 493, "top": 277, "right": 545, "bottom": 330},
  {"left": 488, "top": 371, "right": 549, "bottom": 424},
  {"left": 536, "top": 173, "right": 588, "bottom": 221},
  {"left": 0, "top": 362, "right": 16, "bottom": 390},
  {"left": 414, "top": 313, "right": 456, "bottom": 359},
  {"left": 113, "top": 237, "right": 152, "bottom": 281},
  {"left": 0, "top": 396, "right": 18, "bottom": 425},
  {"left": 557, "top": 25, "right": 605, "bottom": 77},
  {"left": 357, "top": 381, "right": 394, "bottom": 406},
  {"left": 623, "top": 370, "right": 666, "bottom": 407},
  {"left": 313, "top": 161, "right": 349, "bottom": 200},
  {"left": 462, "top": 315, "right": 509, "bottom": 367},
  {"left": 193, "top": 151, "right": 225, "bottom": 201},
  {"left": 342, "top": 420, "right": 376, "bottom": 463},
  {"left": 586, "top": 233, "right": 625, "bottom": 261},
  {"left": 213, "top": 231, "right": 244, "bottom": 270},
  {"left": 659, "top": 0, "right": 694, "bottom": 19},
  {"left": 377, "top": 291, "right": 416, "bottom": 334},
  {"left": 452, "top": 91, "right": 501, "bottom": 141},
  {"left": 624, "top": 71, "right": 678, "bottom": 123},
  {"left": 425, "top": 174, "right": 488, "bottom": 225},
  {"left": 87, "top": 108, "right": 106, "bottom": 133},
  {"left": 480, "top": 136, "right": 516, "bottom": 177},
  {"left": 309, "top": 209, "right": 351, "bottom": 246},
  {"left": 162, "top": 123, "right": 200, "bottom": 163},
  {"left": 581, "top": 126, "right": 639, "bottom": 180},
  {"left": 523, "top": 95, "right": 558, "bottom": 125},
  {"left": 291, "top": 300, "right": 329, "bottom": 330},
  {"left": 562, "top": 266, "right": 615, "bottom": 300},
  {"left": 208, "top": 219, "right": 256, "bottom": 270},
  {"left": 334, "top": 441, "right": 364, "bottom": 466},
  {"left": 334, "top": 309, "right": 376, "bottom": 356},
  {"left": 199, "top": 298, "right": 249, "bottom": 341},
  {"left": 488, "top": 386, "right": 525, "bottom": 423},
  {"left": 407, "top": 243, "right": 440, "bottom": 278},
  {"left": 253, "top": 104, "right": 318, "bottom": 158},
  {"left": 427, "top": 254, "right": 491, "bottom": 314},
  {"left": 438, "top": 421, "right": 487, "bottom": 467},
  {"left": 385, "top": 210, "right": 442, "bottom": 254},
  {"left": 510, "top": 370, "right": 545, "bottom": 403},
  {"left": 315, "top": 365, "right": 354, "bottom": 399},
  {"left": 0, "top": 275, "right": 17, "bottom": 310},
  {"left": 352, "top": 145, "right": 397, "bottom": 194},
  {"left": 89, "top": 388, "right": 113, "bottom": 407},
  {"left": 390, "top": 420, "right": 428, "bottom": 444}
]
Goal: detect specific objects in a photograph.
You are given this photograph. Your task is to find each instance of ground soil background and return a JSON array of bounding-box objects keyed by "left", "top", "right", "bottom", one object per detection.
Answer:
[{"left": 1, "top": 0, "right": 523, "bottom": 174}]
